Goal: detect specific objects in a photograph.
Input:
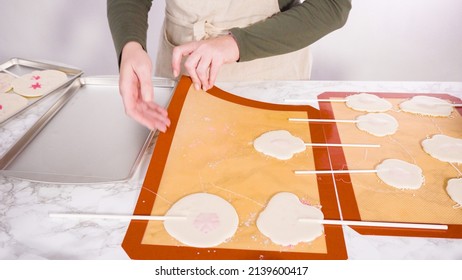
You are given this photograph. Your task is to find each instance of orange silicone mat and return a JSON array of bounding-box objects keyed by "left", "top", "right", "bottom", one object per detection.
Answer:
[
  {"left": 318, "top": 91, "right": 462, "bottom": 238},
  {"left": 122, "top": 77, "right": 347, "bottom": 260}
]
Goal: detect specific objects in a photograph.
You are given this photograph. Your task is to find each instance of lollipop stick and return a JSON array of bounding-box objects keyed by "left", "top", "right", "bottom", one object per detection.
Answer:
[
  {"left": 294, "top": 169, "right": 378, "bottom": 175},
  {"left": 289, "top": 118, "right": 358, "bottom": 123},
  {"left": 304, "top": 143, "right": 380, "bottom": 148},
  {"left": 49, "top": 213, "right": 185, "bottom": 221},
  {"left": 284, "top": 99, "right": 347, "bottom": 103},
  {"left": 299, "top": 218, "right": 448, "bottom": 230}
]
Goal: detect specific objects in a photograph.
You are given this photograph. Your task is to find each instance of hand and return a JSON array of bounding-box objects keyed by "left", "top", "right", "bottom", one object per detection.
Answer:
[
  {"left": 171, "top": 35, "right": 240, "bottom": 91},
  {"left": 119, "top": 42, "right": 170, "bottom": 132}
]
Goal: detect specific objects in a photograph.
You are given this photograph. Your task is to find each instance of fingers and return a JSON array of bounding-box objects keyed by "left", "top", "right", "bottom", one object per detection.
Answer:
[
  {"left": 208, "top": 60, "right": 220, "bottom": 89},
  {"left": 194, "top": 54, "right": 212, "bottom": 91},
  {"left": 175, "top": 43, "right": 214, "bottom": 91},
  {"left": 121, "top": 90, "right": 170, "bottom": 132},
  {"left": 120, "top": 76, "right": 166, "bottom": 131},
  {"left": 172, "top": 35, "right": 240, "bottom": 91},
  {"left": 135, "top": 102, "right": 171, "bottom": 132},
  {"left": 172, "top": 42, "right": 203, "bottom": 90},
  {"left": 184, "top": 52, "right": 211, "bottom": 91},
  {"left": 172, "top": 41, "right": 198, "bottom": 78},
  {"left": 118, "top": 42, "right": 170, "bottom": 132},
  {"left": 171, "top": 44, "right": 186, "bottom": 79}
]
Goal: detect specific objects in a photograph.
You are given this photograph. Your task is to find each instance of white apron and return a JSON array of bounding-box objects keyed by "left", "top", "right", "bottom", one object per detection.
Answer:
[{"left": 155, "top": 0, "right": 312, "bottom": 81}]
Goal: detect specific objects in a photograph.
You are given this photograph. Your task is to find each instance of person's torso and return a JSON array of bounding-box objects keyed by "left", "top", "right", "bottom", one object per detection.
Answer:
[{"left": 156, "top": 0, "right": 312, "bottom": 81}]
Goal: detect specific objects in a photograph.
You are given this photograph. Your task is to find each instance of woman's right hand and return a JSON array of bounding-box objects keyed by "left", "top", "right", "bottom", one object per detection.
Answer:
[{"left": 119, "top": 42, "right": 170, "bottom": 132}]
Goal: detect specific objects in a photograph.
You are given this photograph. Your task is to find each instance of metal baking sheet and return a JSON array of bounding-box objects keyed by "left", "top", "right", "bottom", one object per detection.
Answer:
[
  {"left": 0, "top": 76, "right": 175, "bottom": 184},
  {"left": 0, "top": 57, "right": 83, "bottom": 125}
]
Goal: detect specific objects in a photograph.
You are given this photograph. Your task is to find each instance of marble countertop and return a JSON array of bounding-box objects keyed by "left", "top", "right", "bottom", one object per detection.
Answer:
[{"left": 1, "top": 79, "right": 462, "bottom": 260}]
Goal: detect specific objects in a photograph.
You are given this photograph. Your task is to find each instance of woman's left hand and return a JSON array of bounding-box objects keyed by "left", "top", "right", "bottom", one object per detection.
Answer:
[{"left": 171, "top": 35, "right": 240, "bottom": 91}]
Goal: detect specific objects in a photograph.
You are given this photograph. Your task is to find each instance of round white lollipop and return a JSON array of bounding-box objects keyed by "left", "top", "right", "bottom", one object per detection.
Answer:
[
  {"left": 253, "top": 130, "right": 306, "bottom": 160},
  {"left": 446, "top": 178, "right": 462, "bottom": 207},
  {"left": 376, "top": 159, "right": 424, "bottom": 190},
  {"left": 345, "top": 93, "right": 393, "bottom": 112},
  {"left": 399, "top": 96, "right": 453, "bottom": 117},
  {"left": 356, "top": 113, "right": 398, "bottom": 137},
  {"left": 12, "top": 69, "right": 67, "bottom": 97},
  {"left": 163, "top": 193, "right": 239, "bottom": 248},
  {"left": 256, "top": 192, "right": 324, "bottom": 246},
  {"left": 0, "top": 93, "right": 29, "bottom": 122},
  {"left": 421, "top": 134, "right": 462, "bottom": 164}
]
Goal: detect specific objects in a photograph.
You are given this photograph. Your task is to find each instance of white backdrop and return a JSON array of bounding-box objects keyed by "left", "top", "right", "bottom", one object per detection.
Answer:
[{"left": 0, "top": 0, "right": 461, "bottom": 81}]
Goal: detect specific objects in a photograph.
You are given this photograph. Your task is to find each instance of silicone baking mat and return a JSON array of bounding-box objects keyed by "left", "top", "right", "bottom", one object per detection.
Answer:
[
  {"left": 318, "top": 91, "right": 462, "bottom": 238},
  {"left": 123, "top": 77, "right": 347, "bottom": 260}
]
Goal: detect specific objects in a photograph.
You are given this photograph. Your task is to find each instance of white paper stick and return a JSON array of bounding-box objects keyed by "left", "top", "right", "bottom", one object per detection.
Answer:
[
  {"left": 294, "top": 169, "right": 378, "bottom": 175},
  {"left": 49, "top": 213, "right": 185, "bottom": 221},
  {"left": 289, "top": 118, "right": 358, "bottom": 123},
  {"left": 284, "top": 99, "right": 347, "bottom": 103},
  {"left": 304, "top": 143, "right": 380, "bottom": 148},
  {"left": 299, "top": 218, "right": 448, "bottom": 230}
]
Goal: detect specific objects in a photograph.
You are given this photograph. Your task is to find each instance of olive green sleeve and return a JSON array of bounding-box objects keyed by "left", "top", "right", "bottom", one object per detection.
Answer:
[
  {"left": 107, "top": 0, "right": 153, "bottom": 64},
  {"left": 230, "top": 0, "right": 352, "bottom": 62}
]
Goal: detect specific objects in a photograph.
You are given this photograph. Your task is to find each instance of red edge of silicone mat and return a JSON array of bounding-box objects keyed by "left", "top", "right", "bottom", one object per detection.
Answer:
[
  {"left": 122, "top": 76, "right": 347, "bottom": 260},
  {"left": 318, "top": 91, "right": 462, "bottom": 238}
]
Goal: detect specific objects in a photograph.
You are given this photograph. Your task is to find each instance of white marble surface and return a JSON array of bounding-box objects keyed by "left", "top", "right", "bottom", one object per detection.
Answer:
[{"left": 1, "top": 79, "right": 462, "bottom": 260}]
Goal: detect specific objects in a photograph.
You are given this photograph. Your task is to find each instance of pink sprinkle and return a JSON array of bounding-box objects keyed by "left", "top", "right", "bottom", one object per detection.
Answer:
[
  {"left": 0, "top": 104, "right": 3, "bottom": 110},
  {"left": 31, "top": 82, "right": 42, "bottom": 89},
  {"left": 32, "top": 75, "right": 41, "bottom": 80}
]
